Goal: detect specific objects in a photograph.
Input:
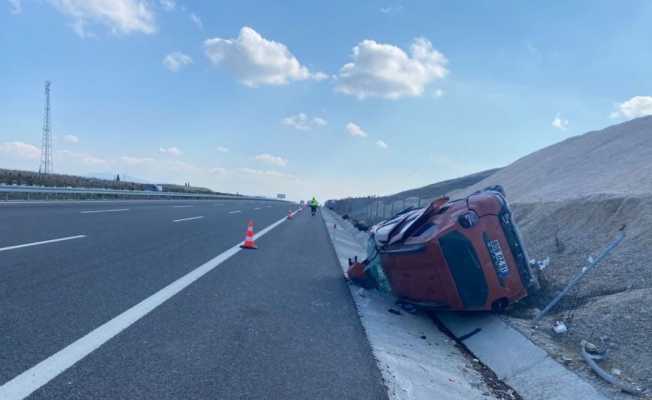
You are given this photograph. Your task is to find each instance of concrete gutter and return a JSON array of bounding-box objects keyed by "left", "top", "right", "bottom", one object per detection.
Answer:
[{"left": 437, "top": 313, "right": 610, "bottom": 400}]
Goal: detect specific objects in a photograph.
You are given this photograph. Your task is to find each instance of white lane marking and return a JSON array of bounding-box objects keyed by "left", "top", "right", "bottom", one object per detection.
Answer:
[
  {"left": 0, "top": 235, "right": 86, "bottom": 253},
  {"left": 80, "top": 209, "right": 129, "bottom": 214},
  {"left": 172, "top": 205, "right": 193, "bottom": 208},
  {"left": 214, "top": 204, "right": 223, "bottom": 206},
  {"left": 172, "top": 216, "right": 204, "bottom": 223},
  {"left": 254, "top": 207, "right": 262, "bottom": 210},
  {"left": 0, "top": 216, "right": 287, "bottom": 400},
  {"left": 228, "top": 210, "right": 242, "bottom": 214}
]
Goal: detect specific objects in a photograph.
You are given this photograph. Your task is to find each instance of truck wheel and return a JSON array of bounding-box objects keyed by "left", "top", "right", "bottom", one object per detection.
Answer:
[{"left": 491, "top": 298, "right": 509, "bottom": 312}]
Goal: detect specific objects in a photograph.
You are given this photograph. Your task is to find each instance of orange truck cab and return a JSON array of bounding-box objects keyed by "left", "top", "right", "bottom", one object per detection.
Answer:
[{"left": 348, "top": 187, "right": 539, "bottom": 311}]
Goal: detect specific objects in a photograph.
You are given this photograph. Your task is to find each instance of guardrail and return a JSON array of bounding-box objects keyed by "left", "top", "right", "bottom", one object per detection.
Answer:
[{"left": 0, "top": 185, "right": 279, "bottom": 202}]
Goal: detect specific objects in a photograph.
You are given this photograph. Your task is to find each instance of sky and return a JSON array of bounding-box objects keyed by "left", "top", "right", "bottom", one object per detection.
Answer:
[{"left": 2, "top": 0, "right": 652, "bottom": 201}]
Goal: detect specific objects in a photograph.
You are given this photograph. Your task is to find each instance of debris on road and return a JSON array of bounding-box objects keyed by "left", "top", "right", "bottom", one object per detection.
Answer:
[{"left": 346, "top": 187, "right": 539, "bottom": 312}]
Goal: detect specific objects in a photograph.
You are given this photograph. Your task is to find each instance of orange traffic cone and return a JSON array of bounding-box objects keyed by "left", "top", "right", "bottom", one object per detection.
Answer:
[
  {"left": 241, "top": 221, "right": 257, "bottom": 249},
  {"left": 287, "top": 209, "right": 293, "bottom": 220}
]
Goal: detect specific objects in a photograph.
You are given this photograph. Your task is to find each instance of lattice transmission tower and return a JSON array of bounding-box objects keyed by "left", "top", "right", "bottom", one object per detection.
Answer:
[{"left": 39, "top": 81, "right": 53, "bottom": 174}]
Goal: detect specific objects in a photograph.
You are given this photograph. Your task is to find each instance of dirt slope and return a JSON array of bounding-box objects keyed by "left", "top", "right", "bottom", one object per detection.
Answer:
[{"left": 452, "top": 115, "right": 652, "bottom": 203}]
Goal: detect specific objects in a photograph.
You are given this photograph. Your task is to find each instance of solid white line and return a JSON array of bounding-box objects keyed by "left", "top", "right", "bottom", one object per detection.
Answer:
[
  {"left": 172, "top": 216, "right": 204, "bottom": 223},
  {"left": 0, "top": 216, "right": 287, "bottom": 400},
  {"left": 254, "top": 207, "right": 262, "bottom": 210},
  {"left": 80, "top": 208, "right": 129, "bottom": 214},
  {"left": 228, "top": 210, "right": 242, "bottom": 214},
  {"left": 0, "top": 235, "right": 87, "bottom": 253},
  {"left": 172, "top": 205, "right": 193, "bottom": 208}
]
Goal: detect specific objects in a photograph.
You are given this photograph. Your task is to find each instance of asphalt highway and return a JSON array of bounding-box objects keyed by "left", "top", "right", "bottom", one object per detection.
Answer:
[{"left": 0, "top": 200, "right": 387, "bottom": 399}]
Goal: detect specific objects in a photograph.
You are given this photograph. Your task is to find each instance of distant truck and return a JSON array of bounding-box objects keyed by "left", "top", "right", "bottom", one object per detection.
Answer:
[
  {"left": 143, "top": 184, "right": 164, "bottom": 192},
  {"left": 347, "top": 186, "right": 539, "bottom": 311}
]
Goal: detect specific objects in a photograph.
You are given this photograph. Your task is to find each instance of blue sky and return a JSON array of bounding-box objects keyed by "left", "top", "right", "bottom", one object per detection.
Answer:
[{"left": 2, "top": 0, "right": 652, "bottom": 200}]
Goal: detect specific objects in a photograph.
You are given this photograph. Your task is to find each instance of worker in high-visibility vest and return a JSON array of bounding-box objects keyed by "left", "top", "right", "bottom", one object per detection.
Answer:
[{"left": 309, "top": 197, "right": 319, "bottom": 216}]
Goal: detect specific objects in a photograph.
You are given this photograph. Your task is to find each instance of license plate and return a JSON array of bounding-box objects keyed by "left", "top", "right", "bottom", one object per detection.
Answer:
[{"left": 487, "top": 239, "right": 510, "bottom": 279}]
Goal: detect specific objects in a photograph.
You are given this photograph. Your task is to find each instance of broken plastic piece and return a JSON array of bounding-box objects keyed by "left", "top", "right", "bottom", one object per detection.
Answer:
[{"left": 552, "top": 321, "right": 568, "bottom": 334}]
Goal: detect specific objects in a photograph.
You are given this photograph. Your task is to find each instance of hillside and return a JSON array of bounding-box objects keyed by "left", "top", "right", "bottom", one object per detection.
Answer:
[{"left": 452, "top": 115, "right": 652, "bottom": 203}]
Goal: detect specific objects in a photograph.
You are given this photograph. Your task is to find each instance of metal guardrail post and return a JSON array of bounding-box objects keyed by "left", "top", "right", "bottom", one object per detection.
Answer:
[{"left": 533, "top": 230, "right": 626, "bottom": 323}]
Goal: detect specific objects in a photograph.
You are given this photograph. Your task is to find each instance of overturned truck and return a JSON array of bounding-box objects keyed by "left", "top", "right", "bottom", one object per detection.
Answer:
[{"left": 348, "top": 187, "right": 539, "bottom": 311}]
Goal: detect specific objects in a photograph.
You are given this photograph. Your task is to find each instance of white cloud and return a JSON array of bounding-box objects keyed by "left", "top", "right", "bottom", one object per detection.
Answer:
[
  {"left": 610, "top": 96, "right": 652, "bottom": 119},
  {"left": 380, "top": 5, "right": 403, "bottom": 14},
  {"left": 204, "top": 26, "right": 325, "bottom": 87},
  {"left": 0, "top": 141, "right": 40, "bottom": 159},
  {"left": 336, "top": 37, "right": 448, "bottom": 100},
  {"left": 239, "top": 167, "right": 296, "bottom": 180},
  {"left": 551, "top": 113, "right": 569, "bottom": 130},
  {"left": 189, "top": 12, "right": 202, "bottom": 29},
  {"left": 59, "top": 150, "right": 107, "bottom": 166},
  {"left": 163, "top": 52, "right": 192, "bottom": 72},
  {"left": 313, "top": 117, "right": 327, "bottom": 126},
  {"left": 8, "top": 0, "right": 21, "bottom": 14},
  {"left": 209, "top": 167, "right": 227, "bottom": 175},
  {"left": 433, "top": 88, "right": 445, "bottom": 98},
  {"left": 282, "top": 113, "right": 328, "bottom": 131},
  {"left": 254, "top": 154, "right": 288, "bottom": 167},
  {"left": 159, "top": 147, "right": 182, "bottom": 156},
  {"left": 255, "top": 153, "right": 288, "bottom": 167},
  {"left": 120, "top": 156, "right": 155, "bottom": 165},
  {"left": 159, "top": 0, "right": 174, "bottom": 11},
  {"left": 346, "top": 122, "right": 367, "bottom": 138},
  {"left": 216, "top": 146, "right": 229, "bottom": 153},
  {"left": 62, "top": 134, "right": 79, "bottom": 144},
  {"left": 48, "top": 0, "right": 156, "bottom": 37},
  {"left": 376, "top": 140, "right": 388, "bottom": 149}
]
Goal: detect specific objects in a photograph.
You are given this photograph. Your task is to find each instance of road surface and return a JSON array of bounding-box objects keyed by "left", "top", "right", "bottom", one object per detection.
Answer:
[{"left": 0, "top": 200, "right": 387, "bottom": 399}]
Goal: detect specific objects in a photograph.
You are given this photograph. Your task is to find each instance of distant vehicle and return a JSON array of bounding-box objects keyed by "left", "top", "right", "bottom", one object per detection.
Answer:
[
  {"left": 277, "top": 193, "right": 286, "bottom": 199},
  {"left": 348, "top": 187, "right": 539, "bottom": 312},
  {"left": 142, "top": 184, "right": 164, "bottom": 192}
]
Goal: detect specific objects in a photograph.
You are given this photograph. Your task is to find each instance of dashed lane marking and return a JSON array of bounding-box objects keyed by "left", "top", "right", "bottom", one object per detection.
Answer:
[
  {"left": 80, "top": 209, "right": 129, "bottom": 214},
  {"left": 0, "top": 235, "right": 87, "bottom": 253},
  {"left": 173, "top": 216, "right": 204, "bottom": 223}
]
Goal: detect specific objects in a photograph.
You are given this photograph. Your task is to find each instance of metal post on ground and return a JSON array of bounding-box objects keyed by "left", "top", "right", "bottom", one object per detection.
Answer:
[{"left": 533, "top": 229, "right": 626, "bottom": 324}]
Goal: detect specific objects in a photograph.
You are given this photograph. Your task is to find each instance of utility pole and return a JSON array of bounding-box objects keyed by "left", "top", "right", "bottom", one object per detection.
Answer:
[{"left": 39, "top": 81, "right": 53, "bottom": 174}]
